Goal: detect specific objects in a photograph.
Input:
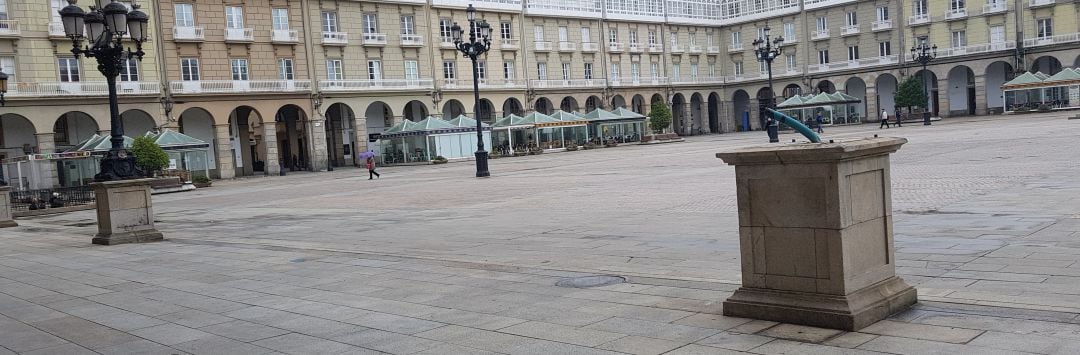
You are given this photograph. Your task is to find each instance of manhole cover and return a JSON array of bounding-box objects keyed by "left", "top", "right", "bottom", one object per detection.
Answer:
[{"left": 555, "top": 275, "right": 626, "bottom": 288}]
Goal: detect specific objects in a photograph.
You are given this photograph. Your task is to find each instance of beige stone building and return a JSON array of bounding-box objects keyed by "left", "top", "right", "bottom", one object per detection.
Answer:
[{"left": 2, "top": 0, "right": 1078, "bottom": 186}]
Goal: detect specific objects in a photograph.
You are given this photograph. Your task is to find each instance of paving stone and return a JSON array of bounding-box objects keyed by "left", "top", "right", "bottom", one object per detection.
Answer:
[
  {"left": 584, "top": 317, "right": 719, "bottom": 343},
  {"left": 130, "top": 323, "right": 217, "bottom": 345},
  {"left": 199, "top": 320, "right": 291, "bottom": 342},
  {"left": 508, "top": 340, "right": 626, "bottom": 355},
  {"left": 157, "top": 309, "right": 235, "bottom": 328},
  {"left": 172, "top": 335, "right": 278, "bottom": 355},
  {"left": 664, "top": 343, "right": 753, "bottom": 355},
  {"left": 967, "top": 331, "right": 1080, "bottom": 354},
  {"left": 857, "top": 335, "right": 1033, "bottom": 355},
  {"left": 0, "top": 304, "right": 69, "bottom": 323},
  {"left": 727, "top": 320, "right": 779, "bottom": 334},
  {"left": 822, "top": 332, "right": 879, "bottom": 348},
  {"left": 415, "top": 325, "right": 544, "bottom": 353},
  {"left": 861, "top": 320, "right": 985, "bottom": 344},
  {"left": 323, "top": 327, "right": 441, "bottom": 354},
  {"left": 413, "top": 343, "right": 500, "bottom": 355},
  {"left": 501, "top": 321, "right": 627, "bottom": 347},
  {"left": 751, "top": 339, "right": 887, "bottom": 355},
  {"left": 596, "top": 335, "right": 686, "bottom": 355},
  {"left": 758, "top": 324, "right": 845, "bottom": 343},
  {"left": 253, "top": 333, "right": 368, "bottom": 355},
  {"left": 93, "top": 339, "right": 185, "bottom": 355},
  {"left": 29, "top": 316, "right": 142, "bottom": 350},
  {"left": 20, "top": 342, "right": 100, "bottom": 355},
  {"left": 342, "top": 311, "right": 444, "bottom": 335},
  {"left": 423, "top": 309, "right": 528, "bottom": 330},
  {"left": 695, "top": 331, "right": 773, "bottom": 351},
  {"left": 671, "top": 313, "right": 753, "bottom": 330}
]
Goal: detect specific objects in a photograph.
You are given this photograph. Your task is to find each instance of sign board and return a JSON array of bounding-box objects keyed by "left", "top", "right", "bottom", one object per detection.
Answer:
[
  {"left": 168, "top": 159, "right": 178, "bottom": 170},
  {"left": 368, "top": 133, "right": 381, "bottom": 142}
]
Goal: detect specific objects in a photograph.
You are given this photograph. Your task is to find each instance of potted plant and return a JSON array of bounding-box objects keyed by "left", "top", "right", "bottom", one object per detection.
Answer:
[
  {"left": 192, "top": 175, "right": 212, "bottom": 188},
  {"left": 604, "top": 139, "right": 619, "bottom": 148},
  {"left": 565, "top": 143, "right": 578, "bottom": 151},
  {"left": 1038, "top": 103, "right": 1052, "bottom": 112},
  {"left": 432, "top": 155, "right": 448, "bottom": 164},
  {"left": 583, "top": 142, "right": 596, "bottom": 150}
]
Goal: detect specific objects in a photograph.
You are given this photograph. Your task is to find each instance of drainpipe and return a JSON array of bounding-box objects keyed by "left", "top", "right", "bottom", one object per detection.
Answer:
[
  {"left": 152, "top": 0, "right": 171, "bottom": 128},
  {"left": 300, "top": 0, "right": 322, "bottom": 171}
]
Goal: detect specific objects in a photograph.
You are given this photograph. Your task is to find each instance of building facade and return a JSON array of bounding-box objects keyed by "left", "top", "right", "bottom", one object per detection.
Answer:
[{"left": 1, "top": 0, "right": 1078, "bottom": 184}]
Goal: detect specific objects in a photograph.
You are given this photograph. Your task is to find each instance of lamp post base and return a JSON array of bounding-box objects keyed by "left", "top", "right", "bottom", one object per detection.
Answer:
[
  {"left": 923, "top": 112, "right": 931, "bottom": 126},
  {"left": 94, "top": 153, "right": 142, "bottom": 182},
  {"left": 475, "top": 150, "right": 490, "bottom": 178}
]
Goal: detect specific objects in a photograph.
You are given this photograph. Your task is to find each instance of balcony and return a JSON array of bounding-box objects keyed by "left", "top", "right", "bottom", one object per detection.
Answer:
[
  {"left": 728, "top": 43, "right": 744, "bottom": 52},
  {"left": 945, "top": 8, "right": 968, "bottom": 21},
  {"left": 225, "top": 28, "right": 254, "bottom": 42},
  {"left": 581, "top": 42, "right": 599, "bottom": 52},
  {"left": 362, "top": 33, "right": 387, "bottom": 46},
  {"left": 529, "top": 79, "right": 606, "bottom": 89},
  {"left": 1028, "top": 0, "right": 1055, "bottom": 8},
  {"left": 443, "top": 78, "right": 527, "bottom": 89},
  {"left": 322, "top": 32, "right": 348, "bottom": 46},
  {"left": 170, "top": 80, "right": 312, "bottom": 94},
  {"left": 49, "top": 22, "right": 68, "bottom": 37},
  {"left": 670, "top": 44, "right": 684, "bottom": 54},
  {"left": 401, "top": 34, "right": 423, "bottom": 47},
  {"left": 648, "top": 44, "right": 663, "bottom": 53},
  {"left": 872, "top": 20, "right": 893, "bottom": 32},
  {"left": 173, "top": 26, "right": 205, "bottom": 41},
  {"left": 707, "top": 46, "right": 720, "bottom": 54},
  {"left": 628, "top": 43, "right": 644, "bottom": 53},
  {"left": 807, "top": 55, "right": 900, "bottom": 73},
  {"left": 0, "top": 20, "right": 20, "bottom": 37},
  {"left": 608, "top": 43, "right": 624, "bottom": 53},
  {"left": 982, "top": 2, "right": 1008, "bottom": 14},
  {"left": 6, "top": 81, "right": 159, "bottom": 97},
  {"left": 938, "top": 41, "right": 1016, "bottom": 57},
  {"left": 803, "top": 0, "right": 860, "bottom": 10},
  {"left": 908, "top": 14, "right": 931, "bottom": 26},
  {"left": 811, "top": 29, "right": 830, "bottom": 41},
  {"left": 534, "top": 41, "right": 552, "bottom": 51},
  {"left": 319, "top": 79, "right": 433, "bottom": 92},
  {"left": 1024, "top": 32, "right": 1080, "bottom": 47},
  {"left": 610, "top": 77, "right": 669, "bottom": 87},
  {"left": 840, "top": 25, "right": 859, "bottom": 37},
  {"left": 500, "top": 38, "right": 519, "bottom": 50},
  {"left": 672, "top": 76, "right": 722, "bottom": 85},
  {"left": 689, "top": 45, "right": 703, "bottom": 53},
  {"left": 558, "top": 41, "right": 576, "bottom": 52},
  {"left": 272, "top": 29, "right": 299, "bottom": 44}
]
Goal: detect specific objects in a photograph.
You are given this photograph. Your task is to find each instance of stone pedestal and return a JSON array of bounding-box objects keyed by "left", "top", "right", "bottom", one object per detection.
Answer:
[
  {"left": 715, "top": 137, "right": 916, "bottom": 331},
  {"left": 90, "top": 179, "right": 163, "bottom": 245},
  {"left": 0, "top": 186, "right": 16, "bottom": 228}
]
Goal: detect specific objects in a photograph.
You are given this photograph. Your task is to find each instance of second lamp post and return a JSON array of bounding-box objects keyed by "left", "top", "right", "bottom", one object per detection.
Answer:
[
  {"left": 753, "top": 26, "right": 784, "bottom": 143},
  {"left": 451, "top": 4, "right": 492, "bottom": 178},
  {"left": 911, "top": 36, "right": 937, "bottom": 126}
]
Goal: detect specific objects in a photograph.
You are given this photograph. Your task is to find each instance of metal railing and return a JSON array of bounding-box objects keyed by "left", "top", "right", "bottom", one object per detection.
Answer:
[
  {"left": 945, "top": 8, "right": 968, "bottom": 20},
  {"left": 648, "top": 44, "right": 663, "bottom": 53},
  {"left": 0, "top": 20, "right": 20, "bottom": 36},
  {"left": 401, "top": 34, "right": 423, "bottom": 46},
  {"left": 608, "top": 43, "right": 624, "bottom": 52},
  {"left": 872, "top": 20, "right": 893, "bottom": 32},
  {"left": 841, "top": 25, "right": 859, "bottom": 36},
  {"left": 6, "top": 81, "right": 160, "bottom": 97},
  {"left": 982, "top": 2, "right": 1008, "bottom": 14},
  {"left": 529, "top": 79, "right": 606, "bottom": 88},
  {"left": 938, "top": 41, "right": 1016, "bottom": 57},
  {"left": 322, "top": 31, "right": 348, "bottom": 45},
  {"left": 1023, "top": 33, "right": 1080, "bottom": 48},
  {"left": 628, "top": 43, "right": 643, "bottom": 53},
  {"left": 319, "top": 79, "right": 433, "bottom": 91},
  {"left": 581, "top": 42, "right": 599, "bottom": 52},
  {"left": 225, "top": 28, "right": 254, "bottom": 42},
  {"left": 707, "top": 46, "right": 721, "bottom": 53},
  {"left": 807, "top": 55, "right": 900, "bottom": 73},
  {"left": 534, "top": 41, "right": 553, "bottom": 51},
  {"left": 9, "top": 186, "right": 94, "bottom": 213},
  {"left": 610, "top": 77, "right": 669, "bottom": 87},
  {"left": 558, "top": 41, "right": 576, "bottom": 51},
  {"left": 362, "top": 32, "right": 387, "bottom": 45},
  {"left": 689, "top": 45, "right": 703, "bottom": 53},
  {"left": 499, "top": 38, "right": 519, "bottom": 50},
  {"left": 170, "top": 80, "right": 312, "bottom": 94},
  {"left": 669, "top": 44, "right": 684, "bottom": 53},
  {"left": 1028, "top": 0, "right": 1055, "bottom": 7},
  {"left": 271, "top": 29, "right": 299, "bottom": 43},
  {"left": 908, "top": 14, "right": 931, "bottom": 26},
  {"left": 811, "top": 29, "right": 829, "bottom": 40},
  {"left": 49, "top": 22, "right": 69, "bottom": 37}
]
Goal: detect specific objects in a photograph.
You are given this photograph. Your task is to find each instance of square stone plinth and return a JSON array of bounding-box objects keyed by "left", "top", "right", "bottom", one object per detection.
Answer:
[
  {"left": 0, "top": 186, "right": 16, "bottom": 228},
  {"left": 716, "top": 137, "right": 916, "bottom": 331},
  {"left": 91, "top": 179, "right": 163, "bottom": 245}
]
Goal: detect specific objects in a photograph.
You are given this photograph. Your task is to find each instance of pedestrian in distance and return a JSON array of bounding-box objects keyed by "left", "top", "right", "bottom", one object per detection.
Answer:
[
  {"left": 815, "top": 114, "right": 824, "bottom": 133},
  {"left": 366, "top": 156, "right": 380, "bottom": 180},
  {"left": 879, "top": 109, "right": 891, "bottom": 129},
  {"left": 894, "top": 107, "right": 903, "bottom": 127}
]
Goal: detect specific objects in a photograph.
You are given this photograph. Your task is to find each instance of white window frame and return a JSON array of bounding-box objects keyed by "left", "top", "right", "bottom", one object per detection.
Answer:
[
  {"left": 443, "top": 61, "right": 456, "bottom": 80},
  {"left": 278, "top": 58, "right": 294, "bottom": 80},
  {"left": 537, "top": 62, "right": 547, "bottom": 79},
  {"left": 322, "top": 12, "right": 338, "bottom": 32},
  {"left": 327, "top": 59, "right": 344, "bottom": 80},
  {"left": 503, "top": 61, "right": 515, "bottom": 80},
  {"left": 818, "top": 50, "right": 829, "bottom": 64},
  {"left": 561, "top": 62, "right": 571, "bottom": 80},
  {"left": 272, "top": 8, "right": 289, "bottom": 30},
  {"left": 363, "top": 13, "right": 378, "bottom": 34},
  {"left": 367, "top": 60, "right": 382, "bottom": 80},
  {"left": 57, "top": 57, "right": 80, "bottom": 82},
  {"left": 583, "top": 63, "right": 593, "bottom": 79},
  {"left": 879, "top": 41, "right": 891, "bottom": 56},
  {"left": 118, "top": 58, "right": 138, "bottom": 82},
  {"left": 181, "top": 57, "right": 200, "bottom": 81},
  {"left": 225, "top": 6, "right": 244, "bottom": 29},
  {"left": 174, "top": 3, "right": 194, "bottom": 27},
  {"left": 404, "top": 60, "right": 419, "bottom": 80},
  {"left": 401, "top": 15, "right": 415, "bottom": 35},
  {"left": 501, "top": 22, "right": 512, "bottom": 40},
  {"left": 230, "top": 58, "right": 249, "bottom": 81}
]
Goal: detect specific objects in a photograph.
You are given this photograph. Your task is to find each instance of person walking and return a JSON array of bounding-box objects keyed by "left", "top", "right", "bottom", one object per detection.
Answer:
[
  {"left": 879, "top": 109, "right": 891, "bottom": 129},
  {"left": 366, "top": 156, "right": 380, "bottom": 180},
  {"left": 815, "top": 114, "right": 824, "bottom": 133},
  {"left": 894, "top": 107, "right": 903, "bottom": 127}
]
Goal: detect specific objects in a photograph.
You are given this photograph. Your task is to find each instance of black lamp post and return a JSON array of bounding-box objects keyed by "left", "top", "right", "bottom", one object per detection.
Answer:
[
  {"left": 753, "top": 26, "right": 784, "bottom": 143},
  {"left": 59, "top": 0, "right": 149, "bottom": 181},
  {"left": 451, "top": 4, "right": 492, "bottom": 178},
  {"left": 910, "top": 36, "right": 937, "bottom": 126}
]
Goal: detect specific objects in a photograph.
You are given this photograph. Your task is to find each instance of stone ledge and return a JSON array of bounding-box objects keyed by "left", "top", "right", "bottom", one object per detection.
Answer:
[
  {"left": 723, "top": 276, "right": 917, "bottom": 331},
  {"left": 716, "top": 137, "right": 907, "bottom": 165}
]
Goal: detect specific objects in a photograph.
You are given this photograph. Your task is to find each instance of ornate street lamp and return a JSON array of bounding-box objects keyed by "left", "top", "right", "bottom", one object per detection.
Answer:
[
  {"left": 910, "top": 35, "right": 937, "bottom": 126},
  {"left": 753, "top": 26, "right": 784, "bottom": 143},
  {"left": 0, "top": 69, "right": 8, "bottom": 107},
  {"left": 59, "top": 0, "right": 150, "bottom": 181},
  {"left": 451, "top": 4, "right": 492, "bottom": 178}
]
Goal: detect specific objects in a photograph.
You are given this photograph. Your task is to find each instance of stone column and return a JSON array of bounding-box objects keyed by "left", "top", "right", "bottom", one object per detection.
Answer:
[
  {"left": 213, "top": 124, "right": 235, "bottom": 179},
  {"left": 0, "top": 186, "right": 16, "bottom": 228},
  {"left": 262, "top": 124, "right": 281, "bottom": 176},
  {"left": 973, "top": 74, "right": 987, "bottom": 115},
  {"left": 90, "top": 178, "right": 164, "bottom": 245},
  {"left": 354, "top": 117, "right": 368, "bottom": 166},
  {"left": 936, "top": 77, "right": 948, "bottom": 118},
  {"left": 308, "top": 119, "right": 329, "bottom": 171},
  {"left": 716, "top": 137, "right": 916, "bottom": 331},
  {"left": 865, "top": 86, "right": 879, "bottom": 122},
  {"left": 34, "top": 133, "right": 58, "bottom": 189}
]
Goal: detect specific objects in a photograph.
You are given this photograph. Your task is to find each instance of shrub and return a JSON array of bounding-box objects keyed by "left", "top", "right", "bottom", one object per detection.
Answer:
[
  {"left": 432, "top": 155, "right": 448, "bottom": 164},
  {"left": 1037, "top": 104, "right": 1052, "bottom": 112},
  {"left": 647, "top": 101, "right": 673, "bottom": 134},
  {"left": 130, "top": 136, "right": 169, "bottom": 174},
  {"left": 895, "top": 75, "right": 928, "bottom": 114},
  {"left": 192, "top": 175, "right": 211, "bottom": 184}
]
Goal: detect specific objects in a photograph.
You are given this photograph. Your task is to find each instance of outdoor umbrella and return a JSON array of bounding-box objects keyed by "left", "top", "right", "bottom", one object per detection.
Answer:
[{"left": 359, "top": 150, "right": 376, "bottom": 159}]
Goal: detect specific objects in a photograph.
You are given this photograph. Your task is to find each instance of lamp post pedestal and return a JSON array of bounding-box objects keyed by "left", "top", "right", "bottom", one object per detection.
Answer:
[
  {"left": 90, "top": 179, "right": 163, "bottom": 245},
  {"left": 475, "top": 151, "right": 490, "bottom": 177}
]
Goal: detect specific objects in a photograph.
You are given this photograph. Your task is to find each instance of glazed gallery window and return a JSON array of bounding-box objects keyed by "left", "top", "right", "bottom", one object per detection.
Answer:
[
  {"left": 404, "top": 60, "right": 419, "bottom": 80},
  {"left": 118, "top": 58, "right": 138, "bottom": 81},
  {"left": 174, "top": 3, "right": 194, "bottom": 27},
  {"left": 230, "top": 59, "right": 249, "bottom": 80},
  {"left": 57, "top": 57, "right": 80, "bottom": 82},
  {"left": 180, "top": 58, "right": 199, "bottom": 81},
  {"left": 322, "top": 12, "right": 338, "bottom": 33},
  {"left": 225, "top": 6, "right": 243, "bottom": 29},
  {"left": 326, "top": 59, "right": 343, "bottom": 80},
  {"left": 278, "top": 58, "right": 294, "bottom": 80}
]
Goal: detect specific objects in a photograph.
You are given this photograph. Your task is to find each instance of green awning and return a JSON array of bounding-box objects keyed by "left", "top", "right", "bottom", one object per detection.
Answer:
[
  {"left": 1045, "top": 68, "right": 1080, "bottom": 84},
  {"left": 548, "top": 110, "right": 584, "bottom": 121},
  {"left": 521, "top": 112, "right": 558, "bottom": 125},
  {"left": 492, "top": 114, "right": 530, "bottom": 128},
  {"left": 611, "top": 107, "right": 646, "bottom": 119},
  {"left": 149, "top": 129, "right": 209, "bottom": 150},
  {"left": 413, "top": 116, "right": 458, "bottom": 131},
  {"left": 1002, "top": 72, "right": 1046, "bottom": 89},
  {"left": 582, "top": 109, "right": 622, "bottom": 121},
  {"left": 447, "top": 115, "right": 489, "bottom": 128},
  {"left": 383, "top": 120, "right": 419, "bottom": 134}
]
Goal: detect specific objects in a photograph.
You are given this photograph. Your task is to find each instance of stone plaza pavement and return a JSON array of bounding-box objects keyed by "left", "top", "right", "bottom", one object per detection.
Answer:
[{"left": 2, "top": 113, "right": 1080, "bottom": 354}]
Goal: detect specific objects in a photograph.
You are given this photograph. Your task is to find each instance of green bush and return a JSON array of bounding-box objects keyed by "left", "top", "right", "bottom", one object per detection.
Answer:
[
  {"left": 192, "top": 175, "right": 211, "bottom": 184},
  {"left": 1037, "top": 104, "right": 1052, "bottom": 112},
  {"left": 647, "top": 101, "right": 673, "bottom": 134},
  {"left": 895, "top": 76, "right": 928, "bottom": 114},
  {"left": 130, "top": 136, "right": 169, "bottom": 174}
]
